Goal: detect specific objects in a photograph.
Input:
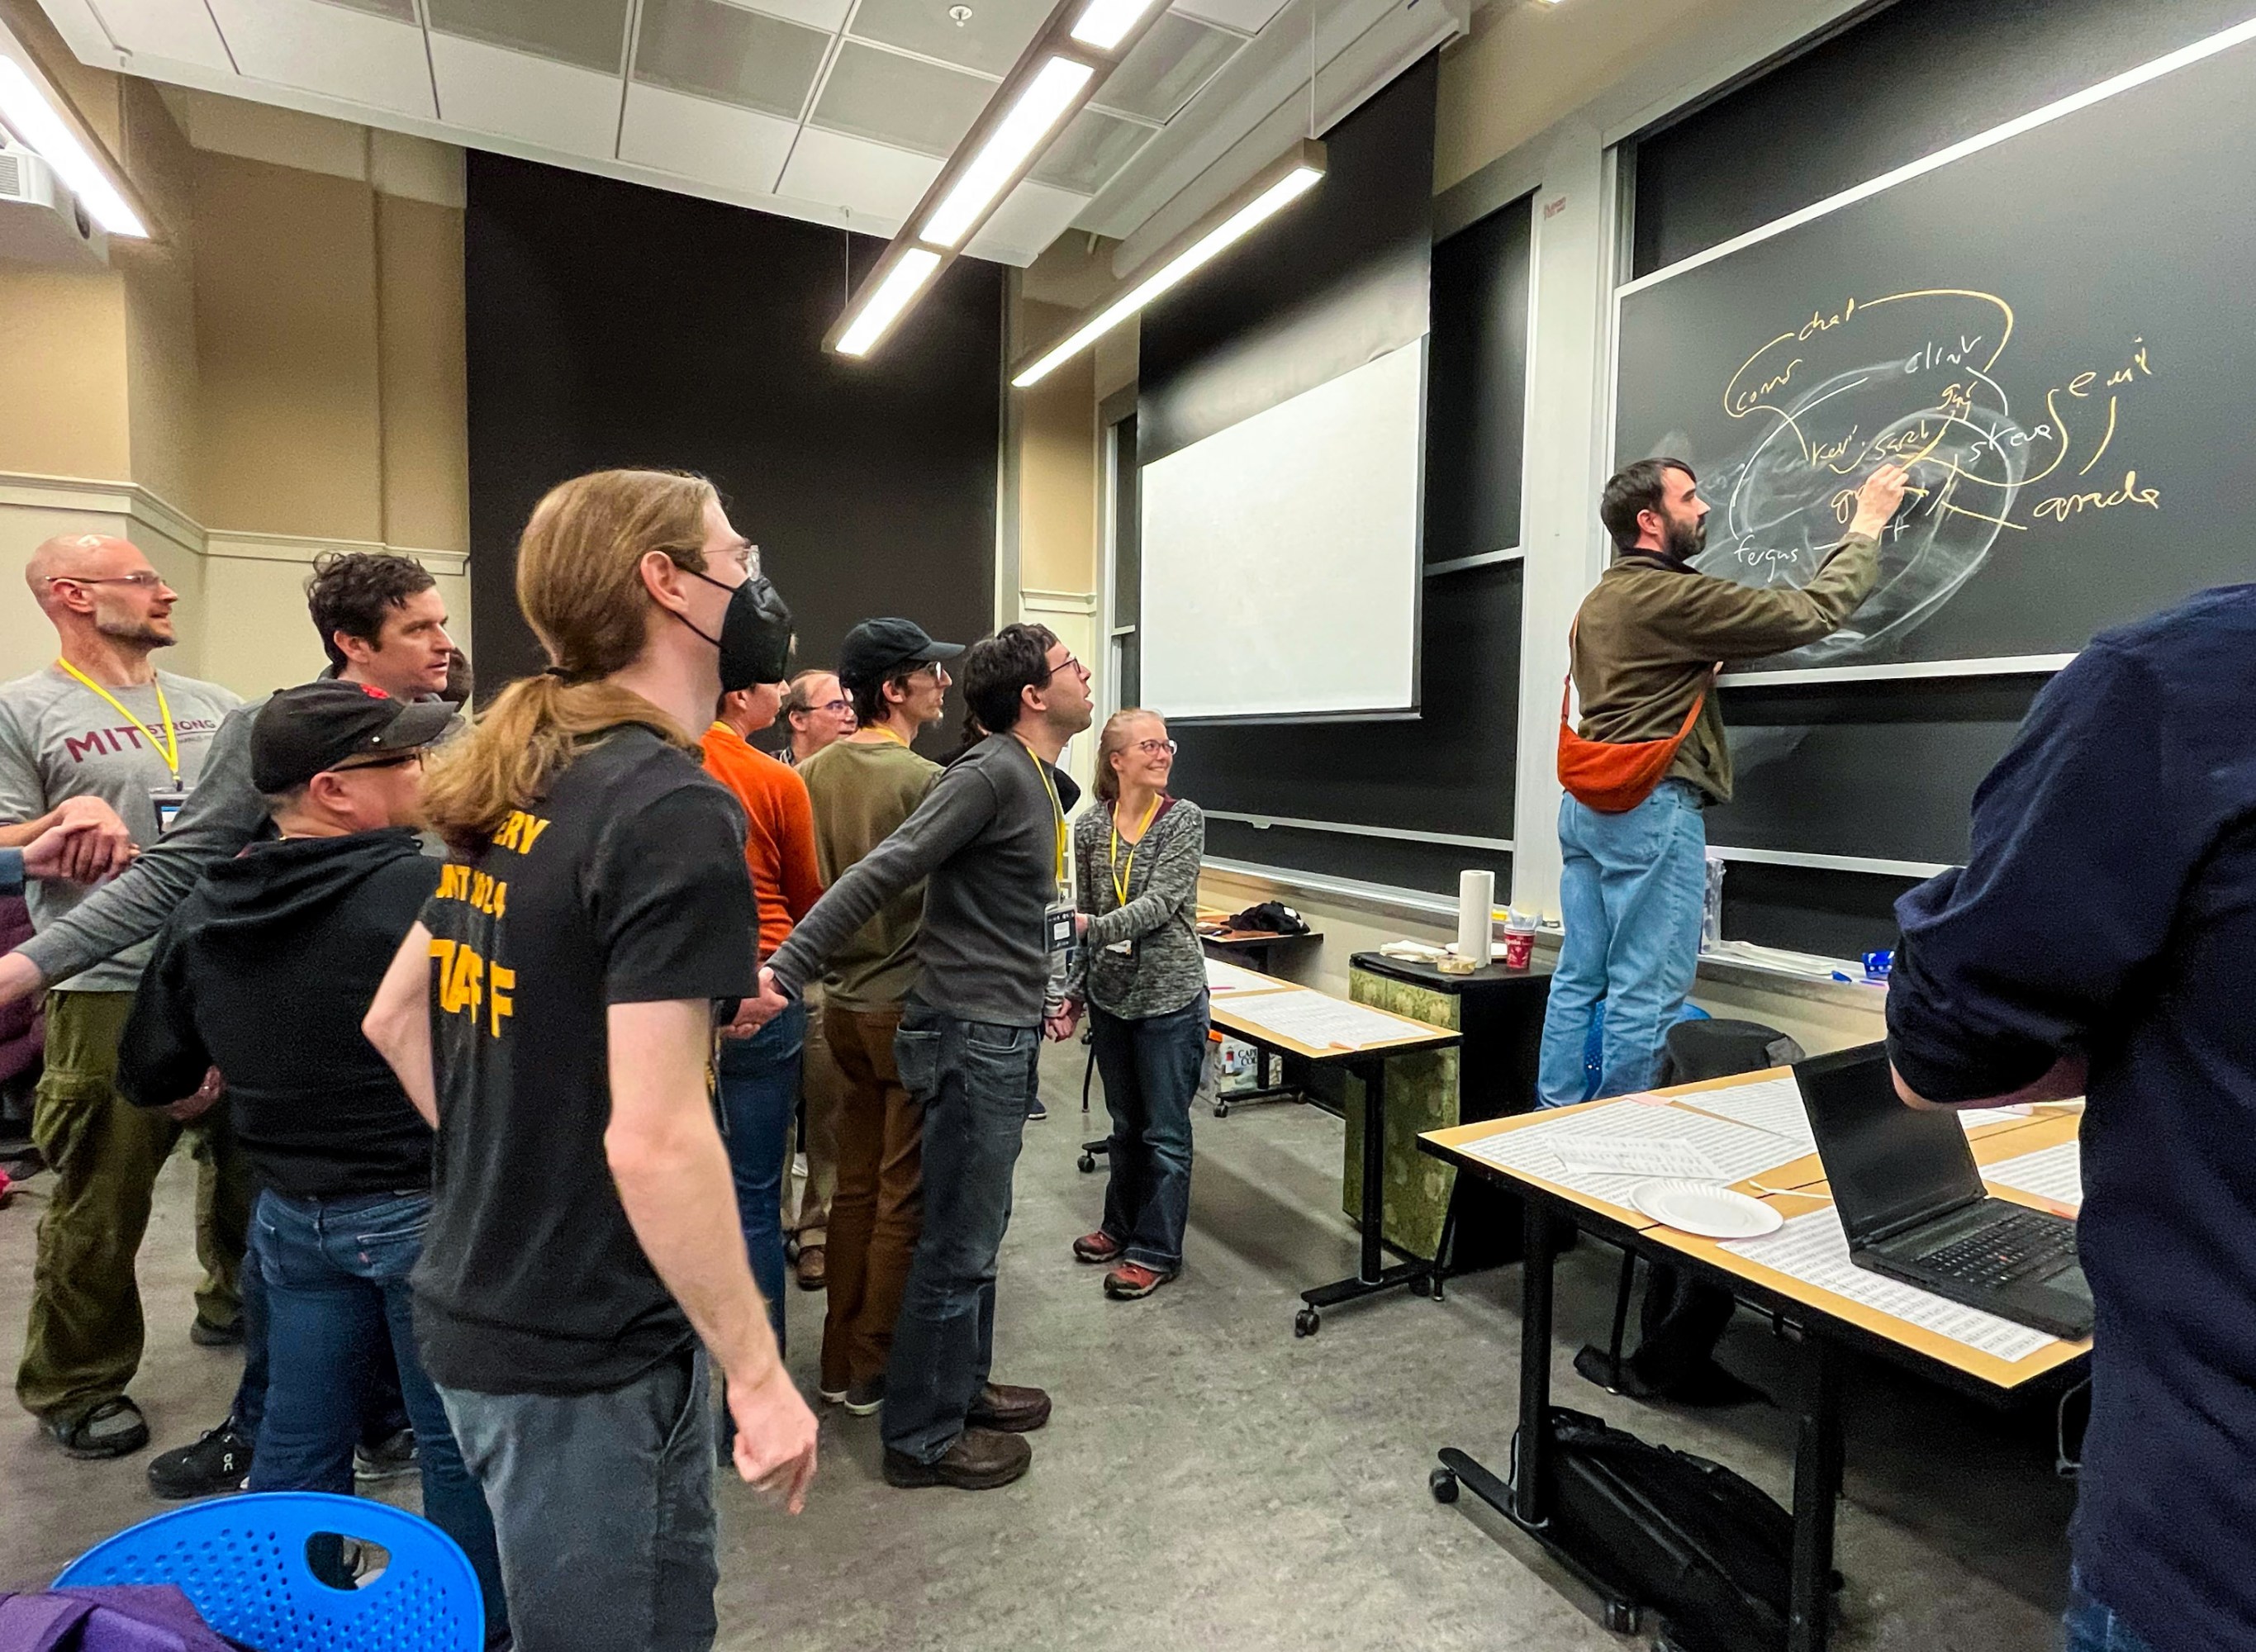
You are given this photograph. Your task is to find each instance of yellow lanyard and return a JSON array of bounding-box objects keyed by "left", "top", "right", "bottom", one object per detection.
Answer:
[
  {"left": 55, "top": 658, "right": 178, "bottom": 782},
  {"left": 1018, "top": 737, "right": 1068, "bottom": 892},
  {"left": 1109, "top": 796, "right": 1161, "bottom": 909}
]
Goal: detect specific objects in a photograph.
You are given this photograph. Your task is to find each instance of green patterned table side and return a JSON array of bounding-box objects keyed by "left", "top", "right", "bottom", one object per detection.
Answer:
[{"left": 1342, "top": 968, "right": 1461, "bottom": 1260}]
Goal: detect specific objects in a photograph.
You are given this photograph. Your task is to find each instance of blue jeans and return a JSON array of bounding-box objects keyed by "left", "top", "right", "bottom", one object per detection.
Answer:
[
  {"left": 230, "top": 1231, "right": 409, "bottom": 1445},
  {"left": 1536, "top": 780, "right": 1708, "bottom": 1106},
  {"left": 882, "top": 997, "right": 1038, "bottom": 1464},
  {"left": 2063, "top": 1573, "right": 2155, "bottom": 1652},
  {"left": 1090, "top": 993, "right": 1208, "bottom": 1273},
  {"left": 249, "top": 1189, "right": 506, "bottom": 1643},
  {"left": 716, "top": 999, "right": 806, "bottom": 1350},
  {"left": 439, "top": 1350, "right": 715, "bottom": 1652}
]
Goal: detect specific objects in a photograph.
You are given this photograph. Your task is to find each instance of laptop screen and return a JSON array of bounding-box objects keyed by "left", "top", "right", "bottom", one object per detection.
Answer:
[{"left": 1794, "top": 1042, "right": 1986, "bottom": 1245}]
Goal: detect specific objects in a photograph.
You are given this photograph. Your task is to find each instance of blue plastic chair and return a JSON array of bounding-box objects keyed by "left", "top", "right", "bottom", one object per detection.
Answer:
[{"left": 55, "top": 1491, "right": 483, "bottom": 1651}]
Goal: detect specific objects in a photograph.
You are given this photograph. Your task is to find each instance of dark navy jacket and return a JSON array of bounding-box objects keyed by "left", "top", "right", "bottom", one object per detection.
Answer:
[{"left": 1888, "top": 584, "right": 2256, "bottom": 1652}]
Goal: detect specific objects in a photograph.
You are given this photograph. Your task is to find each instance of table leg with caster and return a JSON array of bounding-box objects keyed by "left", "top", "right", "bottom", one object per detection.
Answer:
[{"left": 1293, "top": 1056, "right": 1432, "bottom": 1336}]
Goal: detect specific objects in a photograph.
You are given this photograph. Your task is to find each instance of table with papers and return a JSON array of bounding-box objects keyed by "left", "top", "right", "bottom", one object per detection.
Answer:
[{"left": 1414, "top": 1070, "right": 2091, "bottom": 1652}]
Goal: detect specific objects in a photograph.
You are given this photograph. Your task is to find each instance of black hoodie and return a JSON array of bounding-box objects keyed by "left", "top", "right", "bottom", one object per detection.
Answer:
[{"left": 119, "top": 828, "right": 442, "bottom": 1198}]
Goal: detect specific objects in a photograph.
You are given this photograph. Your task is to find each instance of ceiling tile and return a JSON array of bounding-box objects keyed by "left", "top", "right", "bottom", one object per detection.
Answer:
[
  {"left": 1166, "top": 0, "right": 1278, "bottom": 34},
  {"left": 426, "top": 0, "right": 630, "bottom": 75},
  {"left": 618, "top": 81, "right": 797, "bottom": 194},
  {"left": 709, "top": 0, "right": 852, "bottom": 39},
  {"left": 429, "top": 32, "right": 623, "bottom": 159},
  {"left": 634, "top": 0, "right": 830, "bottom": 121},
  {"left": 316, "top": 0, "right": 415, "bottom": 20},
  {"left": 963, "top": 174, "right": 1086, "bottom": 264},
  {"left": 810, "top": 41, "right": 990, "bottom": 159},
  {"left": 1090, "top": 12, "right": 1239, "bottom": 123},
  {"left": 90, "top": 0, "right": 237, "bottom": 67},
  {"left": 776, "top": 126, "right": 943, "bottom": 232},
  {"left": 1029, "top": 104, "right": 1148, "bottom": 192},
  {"left": 847, "top": 0, "right": 1049, "bottom": 79},
  {"left": 206, "top": 0, "right": 436, "bottom": 117}
]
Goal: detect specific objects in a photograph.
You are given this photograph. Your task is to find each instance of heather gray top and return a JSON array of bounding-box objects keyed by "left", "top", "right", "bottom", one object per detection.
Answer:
[
  {"left": 768, "top": 733, "right": 1081, "bottom": 1028},
  {"left": 0, "top": 665, "right": 243, "bottom": 992},
  {"left": 1071, "top": 796, "right": 1205, "bottom": 1019}
]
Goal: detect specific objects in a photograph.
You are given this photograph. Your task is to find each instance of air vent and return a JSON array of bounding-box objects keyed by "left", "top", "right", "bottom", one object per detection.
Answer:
[{"left": 0, "top": 151, "right": 21, "bottom": 201}]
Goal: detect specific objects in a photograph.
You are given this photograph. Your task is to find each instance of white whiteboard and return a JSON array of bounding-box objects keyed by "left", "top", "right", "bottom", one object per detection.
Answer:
[{"left": 1138, "top": 339, "right": 1425, "bottom": 719}]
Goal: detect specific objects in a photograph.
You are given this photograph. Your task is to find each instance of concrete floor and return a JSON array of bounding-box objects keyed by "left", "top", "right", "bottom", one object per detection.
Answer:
[{"left": 1, "top": 1042, "right": 2078, "bottom": 1650}]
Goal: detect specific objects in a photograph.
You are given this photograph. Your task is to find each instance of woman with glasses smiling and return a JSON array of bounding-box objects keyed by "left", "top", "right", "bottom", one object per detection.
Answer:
[{"left": 1064, "top": 710, "right": 1207, "bottom": 1300}]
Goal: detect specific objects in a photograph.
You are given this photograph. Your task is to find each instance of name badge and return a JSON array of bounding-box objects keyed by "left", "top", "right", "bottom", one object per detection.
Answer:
[
  {"left": 149, "top": 785, "right": 189, "bottom": 836},
  {"left": 1044, "top": 904, "right": 1076, "bottom": 957}
]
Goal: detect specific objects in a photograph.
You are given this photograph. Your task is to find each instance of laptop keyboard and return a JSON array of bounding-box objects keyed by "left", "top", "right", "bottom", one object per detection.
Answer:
[{"left": 1918, "top": 1207, "right": 2078, "bottom": 1287}]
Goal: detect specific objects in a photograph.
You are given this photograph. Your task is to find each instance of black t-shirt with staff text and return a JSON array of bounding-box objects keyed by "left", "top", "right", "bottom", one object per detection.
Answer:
[{"left": 410, "top": 725, "right": 756, "bottom": 1396}]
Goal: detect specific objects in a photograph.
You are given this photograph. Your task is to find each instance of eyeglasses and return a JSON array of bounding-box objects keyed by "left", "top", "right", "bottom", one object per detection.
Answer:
[
  {"left": 819, "top": 698, "right": 852, "bottom": 714},
  {"left": 335, "top": 750, "right": 426, "bottom": 773},
  {"left": 45, "top": 572, "right": 168, "bottom": 590},
  {"left": 1055, "top": 654, "right": 1089, "bottom": 681},
  {"left": 1133, "top": 738, "right": 1178, "bottom": 757}
]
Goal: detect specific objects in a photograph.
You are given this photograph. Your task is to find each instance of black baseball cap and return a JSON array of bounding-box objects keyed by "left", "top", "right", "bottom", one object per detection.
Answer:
[
  {"left": 837, "top": 618, "right": 964, "bottom": 691},
  {"left": 252, "top": 681, "right": 457, "bottom": 793}
]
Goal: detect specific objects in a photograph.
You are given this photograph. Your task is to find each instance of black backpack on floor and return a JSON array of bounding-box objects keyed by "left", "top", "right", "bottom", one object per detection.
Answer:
[{"left": 1515, "top": 1406, "right": 1826, "bottom": 1652}]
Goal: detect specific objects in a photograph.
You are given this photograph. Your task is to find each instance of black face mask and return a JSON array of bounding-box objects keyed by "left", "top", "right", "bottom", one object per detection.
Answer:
[{"left": 678, "top": 567, "right": 794, "bottom": 691}]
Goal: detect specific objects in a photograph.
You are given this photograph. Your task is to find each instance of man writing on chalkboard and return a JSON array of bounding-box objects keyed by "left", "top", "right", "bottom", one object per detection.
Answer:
[
  {"left": 1538, "top": 457, "right": 1906, "bottom": 1110},
  {"left": 1536, "top": 458, "right": 1903, "bottom": 1403}
]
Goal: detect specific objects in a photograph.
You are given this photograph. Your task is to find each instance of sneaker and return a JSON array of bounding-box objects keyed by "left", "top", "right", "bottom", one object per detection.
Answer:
[
  {"left": 1104, "top": 1261, "right": 1173, "bottom": 1300},
  {"left": 354, "top": 1427, "right": 419, "bottom": 1483},
  {"left": 46, "top": 1395, "right": 150, "bottom": 1460},
  {"left": 818, "top": 1382, "right": 850, "bottom": 1406},
  {"left": 148, "top": 1419, "right": 254, "bottom": 1498},
  {"left": 966, "top": 1380, "right": 1050, "bottom": 1433},
  {"left": 882, "top": 1427, "right": 1031, "bottom": 1490},
  {"left": 1071, "top": 1230, "right": 1123, "bottom": 1265},
  {"left": 795, "top": 1245, "right": 827, "bottom": 1290},
  {"left": 843, "top": 1377, "right": 886, "bottom": 1417},
  {"left": 1025, "top": 1097, "right": 1049, "bottom": 1122},
  {"left": 189, "top": 1313, "right": 244, "bottom": 1348}
]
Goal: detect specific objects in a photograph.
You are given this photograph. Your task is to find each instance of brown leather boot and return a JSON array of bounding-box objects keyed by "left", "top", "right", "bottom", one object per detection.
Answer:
[
  {"left": 967, "top": 1381, "right": 1051, "bottom": 1433},
  {"left": 882, "top": 1427, "right": 1032, "bottom": 1490}
]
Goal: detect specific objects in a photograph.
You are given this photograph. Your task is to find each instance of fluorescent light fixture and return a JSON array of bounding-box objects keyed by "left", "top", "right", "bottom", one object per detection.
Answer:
[
  {"left": 1013, "top": 145, "right": 1325, "bottom": 387},
  {"left": 0, "top": 55, "right": 147, "bottom": 239},
  {"left": 920, "top": 56, "right": 1092, "bottom": 249},
  {"left": 1070, "top": 0, "right": 1164, "bottom": 51},
  {"left": 835, "top": 248, "right": 943, "bottom": 358}
]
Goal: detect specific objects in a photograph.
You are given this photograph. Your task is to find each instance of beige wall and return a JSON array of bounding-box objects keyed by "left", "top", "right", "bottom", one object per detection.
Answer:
[{"left": 0, "top": 17, "right": 471, "bottom": 697}]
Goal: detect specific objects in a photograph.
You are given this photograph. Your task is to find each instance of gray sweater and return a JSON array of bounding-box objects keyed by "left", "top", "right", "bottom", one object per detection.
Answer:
[
  {"left": 1071, "top": 797, "right": 1205, "bottom": 1019},
  {"left": 767, "top": 733, "right": 1081, "bottom": 1028}
]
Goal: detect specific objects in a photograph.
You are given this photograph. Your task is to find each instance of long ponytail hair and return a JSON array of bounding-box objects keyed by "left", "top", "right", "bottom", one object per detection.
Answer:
[{"left": 420, "top": 468, "right": 716, "bottom": 853}]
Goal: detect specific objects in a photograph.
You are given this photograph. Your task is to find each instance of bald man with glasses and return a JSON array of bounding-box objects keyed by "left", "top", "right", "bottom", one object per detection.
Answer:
[{"left": 0, "top": 534, "right": 252, "bottom": 1461}]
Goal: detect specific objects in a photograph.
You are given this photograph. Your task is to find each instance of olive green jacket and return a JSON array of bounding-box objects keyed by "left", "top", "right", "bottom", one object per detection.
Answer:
[{"left": 1567, "top": 533, "right": 1881, "bottom": 804}]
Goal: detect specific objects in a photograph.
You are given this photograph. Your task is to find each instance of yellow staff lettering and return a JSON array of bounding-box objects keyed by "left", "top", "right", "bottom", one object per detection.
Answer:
[
  {"left": 492, "top": 810, "right": 553, "bottom": 854},
  {"left": 488, "top": 965, "right": 515, "bottom": 1037}
]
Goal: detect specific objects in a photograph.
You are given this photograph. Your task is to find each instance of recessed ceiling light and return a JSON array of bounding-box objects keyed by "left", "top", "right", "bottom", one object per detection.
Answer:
[{"left": 1069, "top": 0, "right": 1164, "bottom": 52}]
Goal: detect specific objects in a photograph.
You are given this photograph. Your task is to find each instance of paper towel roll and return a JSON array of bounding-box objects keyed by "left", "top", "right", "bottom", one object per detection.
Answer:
[{"left": 1456, "top": 869, "right": 1494, "bottom": 963}]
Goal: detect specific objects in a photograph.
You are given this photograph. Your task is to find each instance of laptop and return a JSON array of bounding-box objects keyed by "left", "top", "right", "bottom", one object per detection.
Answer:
[{"left": 1794, "top": 1043, "right": 2093, "bottom": 1341}]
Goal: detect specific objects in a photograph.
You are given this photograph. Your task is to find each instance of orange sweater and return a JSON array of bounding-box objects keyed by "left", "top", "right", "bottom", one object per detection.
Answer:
[{"left": 701, "top": 724, "right": 824, "bottom": 957}]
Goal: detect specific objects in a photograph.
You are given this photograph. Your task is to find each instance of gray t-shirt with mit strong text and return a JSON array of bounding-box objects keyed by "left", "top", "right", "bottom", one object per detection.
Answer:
[{"left": 0, "top": 664, "right": 242, "bottom": 992}]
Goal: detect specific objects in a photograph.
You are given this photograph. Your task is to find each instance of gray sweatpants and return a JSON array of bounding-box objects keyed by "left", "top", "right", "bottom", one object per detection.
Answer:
[{"left": 438, "top": 1349, "right": 718, "bottom": 1652}]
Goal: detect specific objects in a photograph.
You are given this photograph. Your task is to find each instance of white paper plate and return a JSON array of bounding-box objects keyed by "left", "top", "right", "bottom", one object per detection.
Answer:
[{"left": 1631, "top": 1180, "right": 1783, "bottom": 1240}]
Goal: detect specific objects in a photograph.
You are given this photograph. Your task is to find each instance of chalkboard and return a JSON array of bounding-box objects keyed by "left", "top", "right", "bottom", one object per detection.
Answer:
[{"left": 1615, "top": 28, "right": 2256, "bottom": 675}]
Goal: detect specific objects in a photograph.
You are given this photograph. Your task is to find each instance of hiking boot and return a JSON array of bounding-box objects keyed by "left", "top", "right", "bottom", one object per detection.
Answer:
[
  {"left": 47, "top": 1396, "right": 150, "bottom": 1460},
  {"left": 882, "top": 1427, "right": 1031, "bottom": 1490},
  {"left": 148, "top": 1420, "right": 252, "bottom": 1499},
  {"left": 843, "top": 1377, "right": 886, "bottom": 1417},
  {"left": 354, "top": 1427, "right": 420, "bottom": 1483},
  {"left": 1071, "top": 1230, "right": 1123, "bottom": 1265},
  {"left": 966, "top": 1381, "right": 1050, "bottom": 1433},
  {"left": 1104, "top": 1262, "right": 1173, "bottom": 1300},
  {"left": 189, "top": 1313, "right": 244, "bottom": 1348}
]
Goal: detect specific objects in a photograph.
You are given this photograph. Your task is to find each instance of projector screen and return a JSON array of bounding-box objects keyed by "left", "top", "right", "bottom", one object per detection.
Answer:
[{"left": 1138, "top": 339, "right": 1425, "bottom": 719}]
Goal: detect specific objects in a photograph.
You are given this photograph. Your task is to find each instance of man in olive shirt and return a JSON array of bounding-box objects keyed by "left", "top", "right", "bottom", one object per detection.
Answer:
[
  {"left": 1538, "top": 458, "right": 1906, "bottom": 1106},
  {"left": 797, "top": 619, "right": 956, "bottom": 1415}
]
